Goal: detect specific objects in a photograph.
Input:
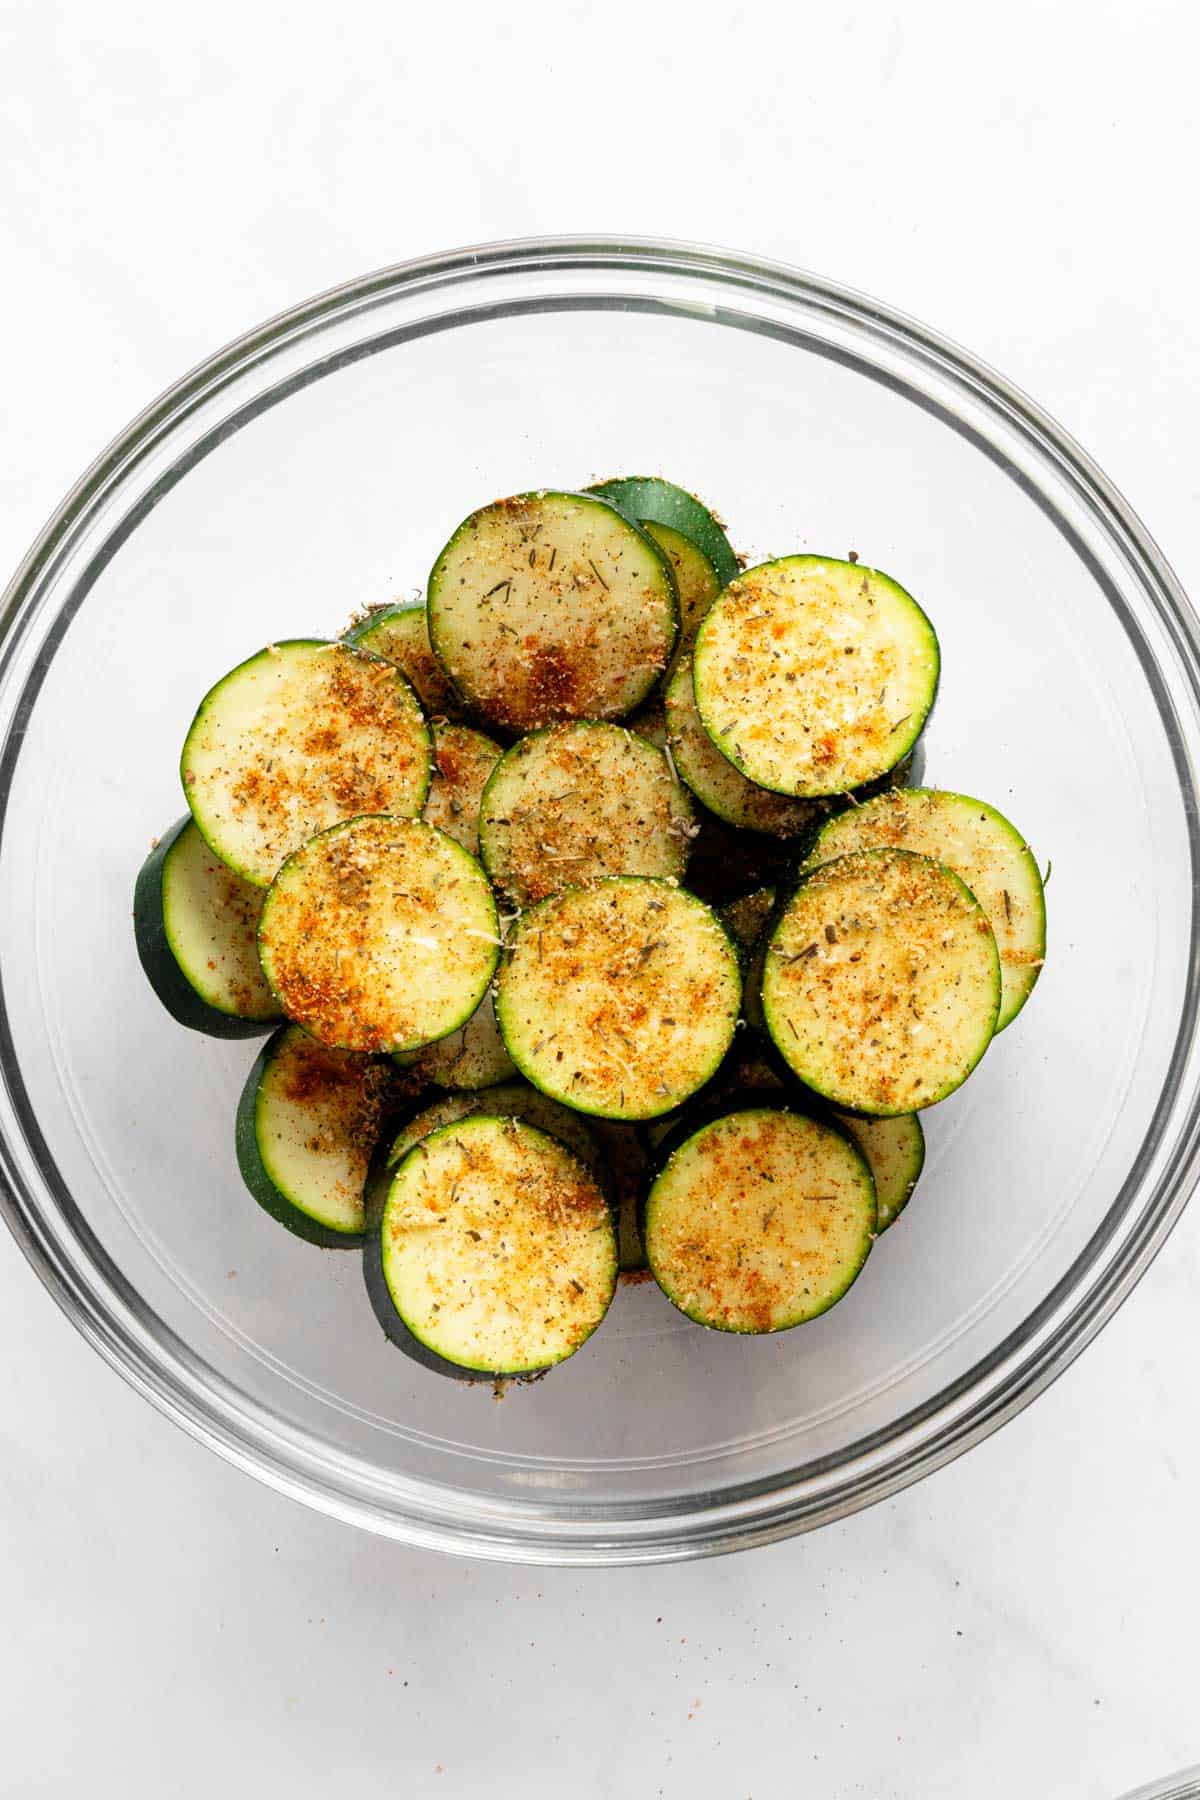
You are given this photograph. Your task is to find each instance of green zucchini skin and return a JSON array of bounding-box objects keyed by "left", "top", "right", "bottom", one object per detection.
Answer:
[
  {"left": 134, "top": 818, "right": 277, "bottom": 1039},
  {"left": 588, "top": 476, "right": 740, "bottom": 590},
  {"left": 234, "top": 1031, "right": 367, "bottom": 1248}
]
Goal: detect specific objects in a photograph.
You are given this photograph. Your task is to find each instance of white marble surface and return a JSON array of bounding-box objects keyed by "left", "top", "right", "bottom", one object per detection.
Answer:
[{"left": 2, "top": 3, "right": 1199, "bottom": 1793}]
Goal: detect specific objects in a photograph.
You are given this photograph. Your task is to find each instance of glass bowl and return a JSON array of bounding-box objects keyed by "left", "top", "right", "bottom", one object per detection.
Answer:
[
  {"left": 1119, "top": 1773, "right": 1200, "bottom": 1800},
  {"left": 2, "top": 236, "right": 1199, "bottom": 1565}
]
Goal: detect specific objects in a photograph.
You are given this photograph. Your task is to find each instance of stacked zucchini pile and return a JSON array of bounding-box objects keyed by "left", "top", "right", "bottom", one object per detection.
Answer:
[{"left": 135, "top": 479, "right": 1046, "bottom": 1381}]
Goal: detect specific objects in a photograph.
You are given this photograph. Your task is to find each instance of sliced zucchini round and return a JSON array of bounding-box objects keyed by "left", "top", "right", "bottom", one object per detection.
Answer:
[
  {"left": 345, "top": 600, "right": 461, "bottom": 719},
  {"left": 588, "top": 476, "right": 740, "bottom": 590},
  {"left": 134, "top": 817, "right": 280, "bottom": 1036},
  {"left": 427, "top": 492, "right": 678, "bottom": 733},
  {"left": 806, "top": 788, "right": 1045, "bottom": 1031},
  {"left": 644, "top": 1108, "right": 876, "bottom": 1333},
  {"left": 403, "top": 987, "right": 516, "bottom": 1091},
  {"left": 692, "top": 557, "right": 939, "bottom": 797},
  {"left": 258, "top": 814, "right": 499, "bottom": 1054},
  {"left": 665, "top": 658, "right": 825, "bottom": 837},
  {"left": 831, "top": 1110, "right": 925, "bottom": 1231},
  {"left": 478, "top": 721, "right": 696, "bottom": 908},
  {"left": 235, "top": 1025, "right": 396, "bottom": 1245},
  {"left": 373, "top": 1115, "right": 617, "bottom": 1378},
  {"left": 762, "top": 848, "right": 1000, "bottom": 1114},
  {"left": 496, "top": 877, "right": 741, "bottom": 1120},
  {"left": 639, "top": 521, "right": 720, "bottom": 667},
  {"left": 423, "top": 722, "right": 502, "bottom": 857},
  {"left": 181, "top": 639, "right": 432, "bottom": 887}
]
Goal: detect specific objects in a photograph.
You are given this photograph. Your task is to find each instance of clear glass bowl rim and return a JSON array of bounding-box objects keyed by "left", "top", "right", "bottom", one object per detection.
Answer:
[{"left": 2, "top": 233, "right": 1199, "bottom": 1565}]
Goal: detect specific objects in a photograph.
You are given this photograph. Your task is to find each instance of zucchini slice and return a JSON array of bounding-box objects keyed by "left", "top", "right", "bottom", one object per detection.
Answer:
[
  {"left": 181, "top": 640, "right": 432, "bottom": 886},
  {"left": 427, "top": 492, "right": 679, "bottom": 733},
  {"left": 346, "top": 601, "right": 462, "bottom": 719},
  {"left": 403, "top": 988, "right": 516, "bottom": 1091},
  {"left": 639, "top": 522, "right": 721, "bottom": 666},
  {"left": 235, "top": 1025, "right": 396, "bottom": 1245},
  {"left": 589, "top": 476, "right": 740, "bottom": 590},
  {"left": 424, "top": 722, "right": 502, "bottom": 857},
  {"left": 372, "top": 1115, "right": 617, "bottom": 1378},
  {"left": 478, "top": 721, "right": 696, "bottom": 908},
  {"left": 258, "top": 814, "right": 499, "bottom": 1054},
  {"left": 692, "top": 557, "right": 939, "bottom": 797},
  {"left": 644, "top": 1107, "right": 876, "bottom": 1333},
  {"left": 806, "top": 788, "right": 1046, "bottom": 1030},
  {"left": 762, "top": 848, "right": 1000, "bottom": 1114},
  {"left": 496, "top": 877, "right": 741, "bottom": 1120},
  {"left": 134, "top": 817, "right": 280, "bottom": 1036},
  {"left": 831, "top": 1110, "right": 925, "bottom": 1231},
  {"left": 665, "top": 658, "right": 825, "bottom": 837}
]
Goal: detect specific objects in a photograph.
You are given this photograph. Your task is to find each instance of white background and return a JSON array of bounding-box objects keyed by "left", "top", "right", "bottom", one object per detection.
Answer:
[{"left": 2, "top": 3, "right": 1198, "bottom": 1794}]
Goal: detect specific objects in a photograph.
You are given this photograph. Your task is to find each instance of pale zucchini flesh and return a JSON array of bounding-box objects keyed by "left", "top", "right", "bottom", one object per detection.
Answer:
[
  {"left": 379, "top": 1116, "right": 617, "bottom": 1374},
  {"left": 347, "top": 601, "right": 461, "bottom": 718},
  {"left": 762, "top": 848, "right": 1000, "bottom": 1114},
  {"left": 692, "top": 557, "right": 939, "bottom": 797},
  {"left": 807, "top": 788, "right": 1045, "bottom": 1030},
  {"left": 640, "top": 521, "right": 720, "bottom": 670},
  {"left": 181, "top": 639, "right": 432, "bottom": 886},
  {"left": 665, "top": 658, "right": 825, "bottom": 837},
  {"left": 423, "top": 722, "right": 502, "bottom": 856},
  {"left": 832, "top": 1110, "right": 925, "bottom": 1231},
  {"left": 497, "top": 877, "right": 742, "bottom": 1120},
  {"left": 427, "top": 492, "right": 679, "bottom": 733},
  {"left": 644, "top": 1108, "right": 876, "bottom": 1333},
  {"left": 479, "top": 721, "right": 696, "bottom": 908},
  {"left": 258, "top": 814, "right": 499, "bottom": 1054},
  {"left": 135, "top": 817, "right": 280, "bottom": 1033},
  {"left": 236, "top": 1025, "right": 395, "bottom": 1243}
]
